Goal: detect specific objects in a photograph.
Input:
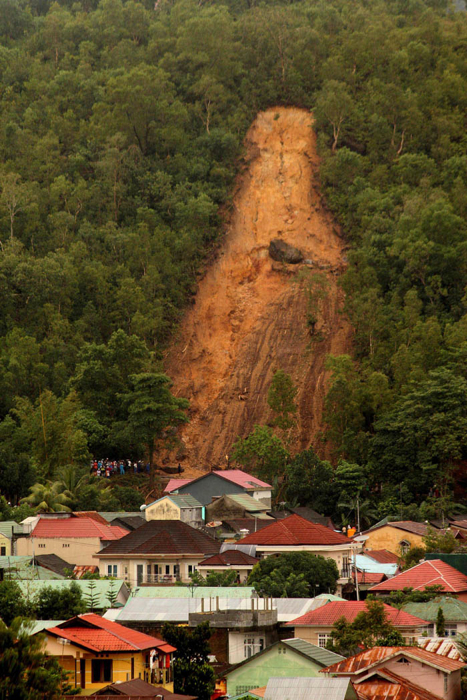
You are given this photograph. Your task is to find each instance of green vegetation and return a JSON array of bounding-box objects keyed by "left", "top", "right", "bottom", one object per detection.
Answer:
[
  {"left": 0, "top": 618, "right": 71, "bottom": 700},
  {"left": 161, "top": 622, "right": 215, "bottom": 700},
  {"left": 248, "top": 551, "right": 339, "bottom": 597},
  {"left": 0, "top": 0, "right": 467, "bottom": 519},
  {"left": 327, "top": 599, "right": 405, "bottom": 656}
]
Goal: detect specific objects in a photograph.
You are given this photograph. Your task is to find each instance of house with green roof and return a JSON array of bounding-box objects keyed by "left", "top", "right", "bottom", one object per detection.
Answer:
[
  {"left": 206, "top": 494, "right": 273, "bottom": 524},
  {"left": 18, "top": 578, "right": 130, "bottom": 610},
  {"left": 0, "top": 555, "right": 65, "bottom": 580},
  {"left": 0, "top": 521, "right": 24, "bottom": 556},
  {"left": 402, "top": 595, "right": 467, "bottom": 637},
  {"left": 141, "top": 494, "right": 204, "bottom": 528},
  {"left": 222, "top": 637, "right": 344, "bottom": 696}
]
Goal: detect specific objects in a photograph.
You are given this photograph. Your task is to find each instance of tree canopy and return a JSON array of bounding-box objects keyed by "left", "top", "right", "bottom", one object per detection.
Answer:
[{"left": 248, "top": 551, "right": 339, "bottom": 597}]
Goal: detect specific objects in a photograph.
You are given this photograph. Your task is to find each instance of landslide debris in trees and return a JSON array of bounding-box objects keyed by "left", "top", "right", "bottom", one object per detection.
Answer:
[{"left": 164, "top": 107, "right": 353, "bottom": 472}]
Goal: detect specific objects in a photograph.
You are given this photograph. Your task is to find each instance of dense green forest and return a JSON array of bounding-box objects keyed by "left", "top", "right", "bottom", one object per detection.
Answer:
[{"left": 1, "top": 0, "right": 467, "bottom": 523}]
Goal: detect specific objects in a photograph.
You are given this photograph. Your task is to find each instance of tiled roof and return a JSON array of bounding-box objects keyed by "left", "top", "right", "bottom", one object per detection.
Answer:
[
  {"left": 46, "top": 613, "right": 172, "bottom": 653},
  {"left": 74, "top": 511, "right": 111, "bottom": 525},
  {"left": 239, "top": 514, "right": 351, "bottom": 546},
  {"left": 356, "top": 571, "right": 386, "bottom": 584},
  {"left": 198, "top": 550, "right": 259, "bottom": 567},
  {"left": 287, "top": 602, "right": 428, "bottom": 628},
  {"left": 354, "top": 668, "right": 443, "bottom": 700},
  {"left": 320, "top": 646, "right": 466, "bottom": 675},
  {"left": 365, "top": 550, "right": 400, "bottom": 564},
  {"left": 110, "top": 516, "right": 146, "bottom": 531},
  {"left": 90, "top": 679, "right": 197, "bottom": 699},
  {"left": 366, "top": 521, "right": 429, "bottom": 537},
  {"left": 369, "top": 559, "right": 467, "bottom": 593},
  {"left": 32, "top": 517, "right": 127, "bottom": 541},
  {"left": 97, "top": 520, "right": 220, "bottom": 557}
]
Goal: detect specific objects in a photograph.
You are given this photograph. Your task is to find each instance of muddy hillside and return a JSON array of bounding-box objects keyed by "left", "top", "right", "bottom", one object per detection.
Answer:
[{"left": 164, "top": 107, "right": 353, "bottom": 474}]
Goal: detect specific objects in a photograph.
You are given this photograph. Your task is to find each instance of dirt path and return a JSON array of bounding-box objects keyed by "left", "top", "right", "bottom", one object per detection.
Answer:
[{"left": 163, "top": 107, "right": 353, "bottom": 475}]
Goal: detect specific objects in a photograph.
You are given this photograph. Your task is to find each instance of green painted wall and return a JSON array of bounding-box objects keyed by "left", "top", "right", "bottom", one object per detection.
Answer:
[{"left": 226, "top": 644, "right": 322, "bottom": 695}]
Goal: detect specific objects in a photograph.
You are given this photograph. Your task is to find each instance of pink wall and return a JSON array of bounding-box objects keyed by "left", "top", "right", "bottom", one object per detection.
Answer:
[{"left": 377, "top": 656, "right": 461, "bottom": 700}]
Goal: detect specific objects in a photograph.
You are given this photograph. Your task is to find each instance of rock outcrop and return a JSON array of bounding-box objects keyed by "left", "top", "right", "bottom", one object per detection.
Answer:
[{"left": 269, "top": 239, "right": 304, "bottom": 264}]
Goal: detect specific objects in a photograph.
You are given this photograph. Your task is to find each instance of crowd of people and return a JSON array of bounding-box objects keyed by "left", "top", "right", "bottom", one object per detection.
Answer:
[{"left": 90, "top": 459, "right": 150, "bottom": 478}]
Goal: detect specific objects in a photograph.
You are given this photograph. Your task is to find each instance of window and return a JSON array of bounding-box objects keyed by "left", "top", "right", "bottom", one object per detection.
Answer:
[
  {"left": 444, "top": 625, "right": 457, "bottom": 637},
  {"left": 188, "top": 565, "right": 194, "bottom": 574},
  {"left": 91, "top": 659, "right": 112, "bottom": 683},
  {"left": 397, "top": 658, "right": 410, "bottom": 664},
  {"left": 107, "top": 564, "right": 117, "bottom": 577},
  {"left": 165, "top": 565, "right": 170, "bottom": 575},
  {"left": 0, "top": 546, "right": 5, "bottom": 556},
  {"left": 147, "top": 565, "right": 152, "bottom": 577},
  {"left": 62, "top": 544, "right": 70, "bottom": 548},
  {"left": 278, "top": 646, "right": 287, "bottom": 654},
  {"left": 38, "top": 544, "right": 46, "bottom": 548},
  {"left": 318, "top": 634, "right": 331, "bottom": 648},
  {"left": 399, "top": 540, "right": 410, "bottom": 555},
  {"left": 444, "top": 675, "right": 448, "bottom": 693}
]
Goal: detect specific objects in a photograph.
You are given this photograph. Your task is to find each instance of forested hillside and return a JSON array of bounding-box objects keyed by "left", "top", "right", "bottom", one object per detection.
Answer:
[{"left": 1, "top": 0, "right": 467, "bottom": 523}]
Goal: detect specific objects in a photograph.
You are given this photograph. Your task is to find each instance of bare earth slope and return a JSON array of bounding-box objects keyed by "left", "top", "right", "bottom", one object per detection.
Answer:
[{"left": 164, "top": 107, "right": 352, "bottom": 474}]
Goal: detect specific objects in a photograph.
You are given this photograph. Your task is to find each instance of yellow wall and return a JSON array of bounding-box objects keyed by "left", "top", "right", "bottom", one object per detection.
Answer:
[
  {"left": 145, "top": 499, "right": 181, "bottom": 521},
  {"left": 44, "top": 636, "right": 174, "bottom": 696},
  {"left": 17, "top": 536, "right": 103, "bottom": 566},
  {"left": 364, "top": 526, "right": 424, "bottom": 555},
  {"left": 0, "top": 533, "right": 11, "bottom": 556}
]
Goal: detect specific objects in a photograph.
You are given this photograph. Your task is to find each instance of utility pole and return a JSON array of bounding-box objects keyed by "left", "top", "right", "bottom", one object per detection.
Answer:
[{"left": 357, "top": 494, "right": 361, "bottom": 534}]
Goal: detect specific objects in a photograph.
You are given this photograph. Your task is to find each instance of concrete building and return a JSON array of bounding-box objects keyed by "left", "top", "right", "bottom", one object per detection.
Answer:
[
  {"left": 141, "top": 494, "right": 204, "bottom": 529},
  {"left": 165, "top": 470, "right": 272, "bottom": 508}
]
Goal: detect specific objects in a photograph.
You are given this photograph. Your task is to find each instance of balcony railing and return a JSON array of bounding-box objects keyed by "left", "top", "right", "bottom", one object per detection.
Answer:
[
  {"left": 138, "top": 574, "right": 182, "bottom": 585},
  {"left": 144, "top": 667, "right": 172, "bottom": 686}
]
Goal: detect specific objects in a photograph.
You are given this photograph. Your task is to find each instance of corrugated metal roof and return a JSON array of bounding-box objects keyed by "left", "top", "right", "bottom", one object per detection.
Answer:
[
  {"left": 0, "top": 555, "right": 64, "bottom": 580},
  {"left": 403, "top": 596, "right": 467, "bottom": 622},
  {"left": 133, "top": 586, "right": 256, "bottom": 598},
  {"left": 353, "top": 555, "right": 399, "bottom": 576},
  {"left": 264, "top": 677, "right": 355, "bottom": 700},
  {"left": 98, "top": 512, "right": 145, "bottom": 522},
  {"left": 18, "top": 579, "right": 129, "bottom": 608},
  {"left": 0, "top": 521, "right": 23, "bottom": 537},
  {"left": 355, "top": 668, "right": 442, "bottom": 700},
  {"left": 417, "top": 638, "right": 463, "bottom": 660},
  {"left": 220, "top": 543, "right": 257, "bottom": 557},
  {"left": 23, "top": 620, "right": 65, "bottom": 635},
  {"left": 321, "top": 646, "right": 466, "bottom": 675},
  {"left": 227, "top": 494, "right": 270, "bottom": 512},
  {"left": 167, "top": 494, "right": 203, "bottom": 509},
  {"left": 282, "top": 638, "right": 345, "bottom": 667}
]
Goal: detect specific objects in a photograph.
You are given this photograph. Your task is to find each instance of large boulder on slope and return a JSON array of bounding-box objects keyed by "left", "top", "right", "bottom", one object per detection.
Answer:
[{"left": 269, "top": 239, "right": 304, "bottom": 264}]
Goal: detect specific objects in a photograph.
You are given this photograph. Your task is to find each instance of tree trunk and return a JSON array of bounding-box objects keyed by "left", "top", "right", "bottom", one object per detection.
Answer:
[{"left": 149, "top": 437, "right": 155, "bottom": 491}]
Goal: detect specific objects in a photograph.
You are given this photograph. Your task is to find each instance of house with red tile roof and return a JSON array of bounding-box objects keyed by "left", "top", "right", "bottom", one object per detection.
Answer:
[
  {"left": 197, "top": 549, "right": 259, "bottom": 582},
  {"left": 238, "top": 514, "right": 355, "bottom": 591},
  {"left": 320, "top": 646, "right": 465, "bottom": 700},
  {"left": 365, "top": 550, "right": 400, "bottom": 565},
  {"left": 16, "top": 513, "right": 127, "bottom": 567},
  {"left": 164, "top": 470, "right": 272, "bottom": 507},
  {"left": 38, "top": 613, "right": 176, "bottom": 694},
  {"left": 369, "top": 560, "right": 467, "bottom": 601},
  {"left": 95, "top": 519, "right": 220, "bottom": 586},
  {"left": 286, "top": 601, "right": 429, "bottom": 648}
]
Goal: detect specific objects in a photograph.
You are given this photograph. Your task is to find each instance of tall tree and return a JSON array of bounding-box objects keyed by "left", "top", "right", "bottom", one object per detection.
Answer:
[{"left": 161, "top": 622, "right": 215, "bottom": 700}]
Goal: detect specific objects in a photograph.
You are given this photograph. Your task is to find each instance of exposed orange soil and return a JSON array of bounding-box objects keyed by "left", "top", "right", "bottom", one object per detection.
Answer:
[{"left": 163, "top": 107, "right": 353, "bottom": 475}]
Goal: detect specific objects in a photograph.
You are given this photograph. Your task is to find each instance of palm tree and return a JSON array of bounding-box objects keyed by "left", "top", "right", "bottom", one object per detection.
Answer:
[
  {"left": 337, "top": 495, "right": 378, "bottom": 531},
  {"left": 20, "top": 481, "right": 73, "bottom": 512},
  {"left": 55, "top": 467, "right": 89, "bottom": 509}
]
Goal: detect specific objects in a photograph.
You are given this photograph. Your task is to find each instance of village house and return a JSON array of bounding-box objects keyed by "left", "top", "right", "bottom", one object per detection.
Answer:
[
  {"left": 402, "top": 596, "right": 467, "bottom": 638},
  {"left": 222, "top": 638, "right": 344, "bottom": 696},
  {"left": 141, "top": 494, "right": 204, "bottom": 529},
  {"left": 37, "top": 613, "right": 176, "bottom": 694},
  {"left": 197, "top": 549, "right": 259, "bottom": 583},
  {"left": 321, "top": 646, "right": 465, "bottom": 700},
  {"left": 205, "top": 494, "right": 272, "bottom": 525},
  {"left": 0, "top": 520, "right": 24, "bottom": 556},
  {"left": 165, "top": 470, "right": 272, "bottom": 508},
  {"left": 95, "top": 519, "right": 220, "bottom": 585},
  {"left": 16, "top": 513, "right": 127, "bottom": 567},
  {"left": 363, "top": 520, "right": 433, "bottom": 555},
  {"left": 238, "top": 514, "right": 356, "bottom": 592},
  {"left": 286, "top": 601, "right": 429, "bottom": 648},
  {"left": 369, "top": 560, "right": 467, "bottom": 601}
]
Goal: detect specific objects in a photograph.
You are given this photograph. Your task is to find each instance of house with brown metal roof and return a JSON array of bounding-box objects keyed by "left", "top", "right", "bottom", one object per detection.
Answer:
[
  {"left": 89, "top": 678, "right": 197, "bottom": 700},
  {"left": 95, "top": 519, "right": 220, "bottom": 586},
  {"left": 320, "top": 646, "right": 465, "bottom": 700},
  {"left": 369, "top": 560, "right": 467, "bottom": 602},
  {"left": 197, "top": 549, "right": 259, "bottom": 583},
  {"left": 286, "top": 601, "right": 429, "bottom": 648}
]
